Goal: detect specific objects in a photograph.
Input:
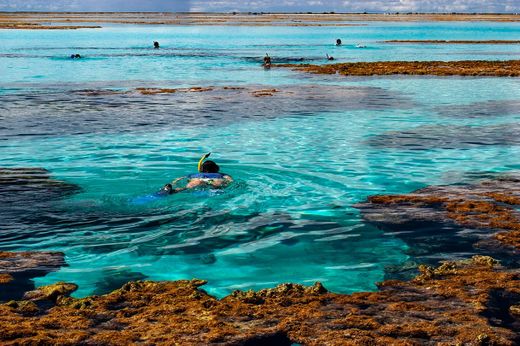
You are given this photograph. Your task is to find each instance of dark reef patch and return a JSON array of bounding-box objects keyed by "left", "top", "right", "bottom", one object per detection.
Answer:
[
  {"left": 355, "top": 173, "right": 520, "bottom": 270},
  {"left": 0, "top": 251, "right": 66, "bottom": 301},
  {"left": 0, "top": 167, "right": 80, "bottom": 198},
  {"left": 0, "top": 84, "right": 413, "bottom": 137},
  {"left": 367, "top": 124, "right": 520, "bottom": 150},
  {"left": 435, "top": 99, "right": 520, "bottom": 118},
  {"left": 0, "top": 167, "right": 81, "bottom": 237}
]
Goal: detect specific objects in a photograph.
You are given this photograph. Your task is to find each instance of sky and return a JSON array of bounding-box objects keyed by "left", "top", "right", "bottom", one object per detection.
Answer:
[{"left": 0, "top": 0, "right": 518, "bottom": 13}]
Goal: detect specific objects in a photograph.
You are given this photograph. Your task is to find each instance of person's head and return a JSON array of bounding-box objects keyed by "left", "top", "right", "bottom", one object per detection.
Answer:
[
  {"left": 200, "top": 160, "right": 220, "bottom": 173},
  {"left": 336, "top": 38, "right": 342, "bottom": 45}
]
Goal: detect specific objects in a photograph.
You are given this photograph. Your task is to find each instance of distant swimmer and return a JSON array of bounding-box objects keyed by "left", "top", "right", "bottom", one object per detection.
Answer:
[
  {"left": 263, "top": 53, "right": 272, "bottom": 69},
  {"left": 164, "top": 153, "right": 233, "bottom": 194},
  {"left": 153, "top": 41, "right": 160, "bottom": 49},
  {"left": 326, "top": 53, "right": 334, "bottom": 61},
  {"left": 70, "top": 54, "right": 81, "bottom": 59},
  {"left": 336, "top": 38, "right": 342, "bottom": 46}
]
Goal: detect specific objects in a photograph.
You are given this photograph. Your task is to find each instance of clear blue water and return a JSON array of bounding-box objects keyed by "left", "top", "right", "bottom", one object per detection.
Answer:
[{"left": 1, "top": 22, "right": 520, "bottom": 297}]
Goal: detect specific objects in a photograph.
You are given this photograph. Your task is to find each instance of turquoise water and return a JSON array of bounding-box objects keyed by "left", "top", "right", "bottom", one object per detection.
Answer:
[{"left": 1, "top": 22, "right": 520, "bottom": 297}]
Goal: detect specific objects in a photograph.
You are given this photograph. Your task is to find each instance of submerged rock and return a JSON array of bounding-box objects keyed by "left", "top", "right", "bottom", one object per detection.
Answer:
[
  {"left": 0, "top": 257, "right": 518, "bottom": 345},
  {"left": 355, "top": 174, "right": 520, "bottom": 268},
  {"left": 0, "top": 167, "right": 81, "bottom": 198},
  {"left": 367, "top": 124, "right": 520, "bottom": 150},
  {"left": 0, "top": 251, "right": 66, "bottom": 301}
]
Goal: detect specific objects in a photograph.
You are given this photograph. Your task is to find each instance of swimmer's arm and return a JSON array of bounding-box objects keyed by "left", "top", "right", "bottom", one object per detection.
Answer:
[{"left": 171, "top": 176, "right": 186, "bottom": 185}]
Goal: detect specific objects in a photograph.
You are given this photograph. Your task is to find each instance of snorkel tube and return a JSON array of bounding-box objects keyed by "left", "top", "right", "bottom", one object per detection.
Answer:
[{"left": 198, "top": 152, "right": 211, "bottom": 172}]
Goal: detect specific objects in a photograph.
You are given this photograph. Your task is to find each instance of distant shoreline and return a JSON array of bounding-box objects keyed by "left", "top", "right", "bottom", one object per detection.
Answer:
[{"left": 1, "top": 12, "right": 519, "bottom": 30}]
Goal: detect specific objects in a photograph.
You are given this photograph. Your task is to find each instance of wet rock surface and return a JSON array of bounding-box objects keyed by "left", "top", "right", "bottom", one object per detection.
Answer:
[
  {"left": 279, "top": 60, "right": 520, "bottom": 77},
  {"left": 356, "top": 174, "right": 520, "bottom": 268},
  {"left": 0, "top": 256, "right": 518, "bottom": 345},
  {"left": 0, "top": 251, "right": 66, "bottom": 301}
]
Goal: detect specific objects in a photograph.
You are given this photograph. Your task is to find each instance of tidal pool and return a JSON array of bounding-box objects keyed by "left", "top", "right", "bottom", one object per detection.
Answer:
[{"left": 1, "top": 22, "right": 519, "bottom": 297}]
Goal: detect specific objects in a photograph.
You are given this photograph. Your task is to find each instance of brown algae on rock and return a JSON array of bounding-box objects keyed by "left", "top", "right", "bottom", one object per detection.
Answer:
[
  {"left": 0, "top": 257, "right": 519, "bottom": 345},
  {"left": 278, "top": 60, "right": 520, "bottom": 77}
]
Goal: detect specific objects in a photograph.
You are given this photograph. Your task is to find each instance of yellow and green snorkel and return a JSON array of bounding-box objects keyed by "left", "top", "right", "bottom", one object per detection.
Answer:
[{"left": 197, "top": 152, "right": 211, "bottom": 172}]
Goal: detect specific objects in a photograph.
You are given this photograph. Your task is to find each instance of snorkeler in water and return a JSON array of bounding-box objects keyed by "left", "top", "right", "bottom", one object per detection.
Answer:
[
  {"left": 263, "top": 53, "right": 272, "bottom": 69},
  {"left": 326, "top": 53, "right": 334, "bottom": 61},
  {"left": 162, "top": 153, "right": 233, "bottom": 194}
]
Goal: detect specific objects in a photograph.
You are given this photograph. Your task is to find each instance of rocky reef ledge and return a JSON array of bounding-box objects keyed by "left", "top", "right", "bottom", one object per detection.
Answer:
[
  {"left": 0, "top": 251, "right": 66, "bottom": 301},
  {"left": 278, "top": 60, "right": 520, "bottom": 77},
  {"left": 356, "top": 174, "right": 520, "bottom": 252},
  {"left": 0, "top": 256, "right": 518, "bottom": 345}
]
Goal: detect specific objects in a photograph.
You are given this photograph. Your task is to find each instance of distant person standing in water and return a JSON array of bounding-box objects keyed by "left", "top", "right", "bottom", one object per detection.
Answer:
[
  {"left": 336, "top": 38, "right": 342, "bottom": 46},
  {"left": 153, "top": 41, "right": 160, "bottom": 49},
  {"left": 263, "top": 53, "right": 272, "bottom": 69},
  {"left": 326, "top": 53, "right": 334, "bottom": 61}
]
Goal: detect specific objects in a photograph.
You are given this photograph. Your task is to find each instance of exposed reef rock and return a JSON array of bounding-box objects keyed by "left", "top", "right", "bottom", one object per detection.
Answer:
[
  {"left": 0, "top": 23, "right": 101, "bottom": 30},
  {"left": 23, "top": 282, "right": 78, "bottom": 302},
  {"left": 135, "top": 87, "right": 214, "bottom": 95},
  {"left": 0, "top": 251, "right": 66, "bottom": 301},
  {"left": 278, "top": 60, "right": 520, "bottom": 77},
  {"left": 0, "top": 256, "right": 519, "bottom": 345},
  {"left": 250, "top": 88, "right": 281, "bottom": 97},
  {"left": 356, "top": 174, "right": 520, "bottom": 269}
]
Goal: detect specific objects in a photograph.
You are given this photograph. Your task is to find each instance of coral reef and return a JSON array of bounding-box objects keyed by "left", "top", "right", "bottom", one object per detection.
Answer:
[
  {"left": 367, "top": 124, "right": 520, "bottom": 150},
  {"left": 0, "top": 251, "right": 66, "bottom": 275},
  {"left": 135, "top": 87, "right": 214, "bottom": 95},
  {"left": 0, "top": 167, "right": 81, "bottom": 197},
  {"left": 0, "top": 23, "right": 101, "bottom": 30},
  {"left": 0, "top": 256, "right": 518, "bottom": 345},
  {"left": 356, "top": 174, "right": 520, "bottom": 254},
  {"left": 279, "top": 60, "right": 520, "bottom": 77},
  {"left": 250, "top": 89, "right": 280, "bottom": 97},
  {"left": 0, "top": 251, "right": 66, "bottom": 301}
]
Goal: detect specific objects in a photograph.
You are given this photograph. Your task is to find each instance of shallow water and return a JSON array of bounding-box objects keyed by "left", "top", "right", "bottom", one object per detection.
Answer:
[{"left": 1, "top": 22, "right": 520, "bottom": 297}]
